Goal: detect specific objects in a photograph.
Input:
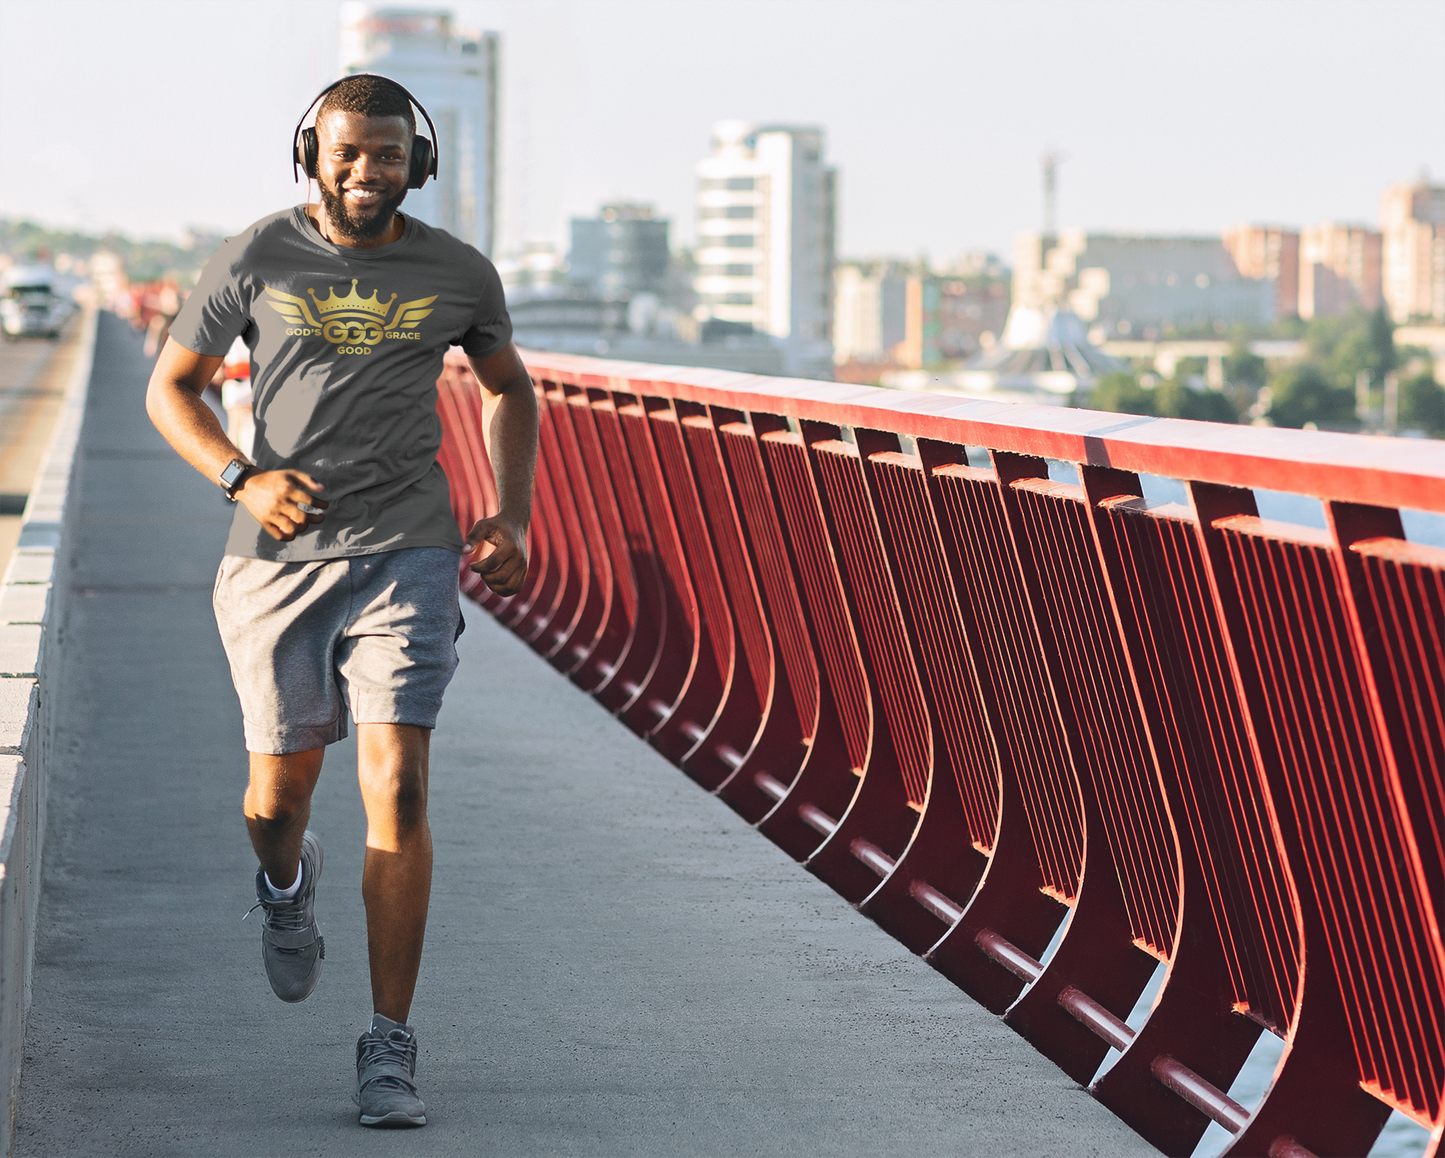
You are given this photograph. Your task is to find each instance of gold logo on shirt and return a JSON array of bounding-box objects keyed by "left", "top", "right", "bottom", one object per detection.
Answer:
[{"left": 263, "top": 280, "right": 436, "bottom": 354}]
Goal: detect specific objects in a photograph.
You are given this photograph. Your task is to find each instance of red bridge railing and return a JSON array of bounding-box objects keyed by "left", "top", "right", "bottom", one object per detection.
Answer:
[{"left": 436, "top": 348, "right": 1445, "bottom": 1158}]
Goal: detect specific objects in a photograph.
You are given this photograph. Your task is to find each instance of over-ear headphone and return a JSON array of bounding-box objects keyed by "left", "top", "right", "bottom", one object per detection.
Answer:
[{"left": 292, "top": 74, "right": 439, "bottom": 190}]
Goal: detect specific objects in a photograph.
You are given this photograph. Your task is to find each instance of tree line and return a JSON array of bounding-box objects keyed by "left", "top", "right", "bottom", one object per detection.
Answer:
[{"left": 1082, "top": 307, "right": 1444, "bottom": 438}]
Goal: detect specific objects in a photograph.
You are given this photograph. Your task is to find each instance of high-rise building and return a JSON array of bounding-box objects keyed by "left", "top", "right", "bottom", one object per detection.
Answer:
[
  {"left": 339, "top": 5, "right": 499, "bottom": 254},
  {"left": 568, "top": 204, "right": 669, "bottom": 302},
  {"left": 1381, "top": 179, "right": 1445, "bottom": 323},
  {"left": 1297, "top": 223, "right": 1382, "bottom": 319},
  {"left": 1013, "top": 231, "right": 1273, "bottom": 338},
  {"left": 1223, "top": 225, "right": 1300, "bottom": 318},
  {"left": 694, "top": 121, "right": 836, "bottom": 377}
]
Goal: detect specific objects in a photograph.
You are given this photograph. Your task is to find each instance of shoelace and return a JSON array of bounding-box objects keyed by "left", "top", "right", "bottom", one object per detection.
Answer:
[
  {"left": 241, "top": 887, "right": 307, "bottom": 933},
  {"left": 358, "top": 1030, "right": 418, "bottom": 1094}
]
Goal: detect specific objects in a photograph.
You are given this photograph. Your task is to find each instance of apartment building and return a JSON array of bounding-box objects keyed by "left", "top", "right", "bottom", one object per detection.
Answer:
[
  {"left": 1381, "top": 179, "right": 1445, "bottom": 323},
  {"left": 694, "top": 121, "right": 836, "bottom": 377},
  {"left": 1222, "top": 225, "right": 1300, "bottom": 318},
  {"left": 1297, "top": 223, "right": 1382, "bottom": 319}
]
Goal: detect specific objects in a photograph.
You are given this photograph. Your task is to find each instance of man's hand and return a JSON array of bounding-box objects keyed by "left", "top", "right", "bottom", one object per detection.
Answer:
[
  {"left": 465, "top": 515, "right": 528, "bottom": 595},
  {"left": 464, "top": 343, "right": 538, "bottom": 598},
  {"left": 237, "top": 470, "right": 329, "bottom": 542}
]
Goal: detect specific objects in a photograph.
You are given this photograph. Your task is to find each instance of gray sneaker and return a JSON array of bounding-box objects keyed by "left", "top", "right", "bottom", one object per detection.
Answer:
[
  {"left": 353, "top": 1016, "right": 427, "bottom": 1127},
  {"left": 247, "top": 830, "right": 324, "bottom": 1003}
]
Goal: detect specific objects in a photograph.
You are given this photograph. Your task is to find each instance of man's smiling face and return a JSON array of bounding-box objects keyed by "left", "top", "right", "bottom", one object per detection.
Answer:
[{"left": 313, "top": 110, "right": 412, "bottom": 243}]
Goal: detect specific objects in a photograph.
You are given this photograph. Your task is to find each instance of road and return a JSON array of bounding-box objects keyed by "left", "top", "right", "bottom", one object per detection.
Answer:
[{"left": 0, "top": 316, "right": 85, "bottom": 572}]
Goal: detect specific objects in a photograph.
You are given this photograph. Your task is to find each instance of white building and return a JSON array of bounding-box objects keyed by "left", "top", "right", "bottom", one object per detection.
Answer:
[
  {"left": 833, "top": 261, "right": 907, "bottom": 364},
  {"left": 694, "top": 121, "right": 836, "bottom": 378},
  {"left": 340, "top": 5, "right": 499, "bottom": 255}
]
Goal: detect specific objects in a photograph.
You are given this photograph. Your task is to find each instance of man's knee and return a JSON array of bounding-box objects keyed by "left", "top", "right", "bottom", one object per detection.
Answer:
[
  {"left": 246, "top": 799, "right": 306, "bottom": 833},
  {"left": 244, "top": 749, "right": 323, "bottom": 826},
  {"left": 244, "top": 781, "right": 311, "bottom": 828},
  {"left": 360, "top": 764, "right": 428, "bottom": 831}
]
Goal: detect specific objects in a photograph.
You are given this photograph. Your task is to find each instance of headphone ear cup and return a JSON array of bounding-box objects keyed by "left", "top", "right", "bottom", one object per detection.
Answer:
[
  {"left": 409, "top": 136, "right": 433, "bottom": 189},
  {"left": 298, "top": 127, "right": 320, "bottom": 180}
]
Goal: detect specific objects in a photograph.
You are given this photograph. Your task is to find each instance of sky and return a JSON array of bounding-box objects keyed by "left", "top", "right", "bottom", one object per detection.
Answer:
[{"left": 1, "top": 0, "right": 1442, "bottom": 264}]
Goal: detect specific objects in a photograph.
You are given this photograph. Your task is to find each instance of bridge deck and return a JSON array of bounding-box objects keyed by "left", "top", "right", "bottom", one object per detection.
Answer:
[{"left": 14, "top": 317, "right": 1156, "bottom": 1156}]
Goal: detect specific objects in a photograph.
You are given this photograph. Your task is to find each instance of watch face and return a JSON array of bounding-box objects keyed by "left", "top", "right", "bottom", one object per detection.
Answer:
[{"left": 220, "top": 460, "right": 247, "bottom": 489}]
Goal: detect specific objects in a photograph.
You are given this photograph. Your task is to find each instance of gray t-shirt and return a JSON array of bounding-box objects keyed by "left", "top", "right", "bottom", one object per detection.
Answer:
[{"left": 169, "top": 206, "right": 511, "bottom": 561}]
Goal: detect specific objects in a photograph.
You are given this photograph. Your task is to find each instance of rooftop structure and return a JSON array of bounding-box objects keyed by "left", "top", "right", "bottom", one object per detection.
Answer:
[{"left": 906, "top": 305, "right": 1122, "bottom": 403}]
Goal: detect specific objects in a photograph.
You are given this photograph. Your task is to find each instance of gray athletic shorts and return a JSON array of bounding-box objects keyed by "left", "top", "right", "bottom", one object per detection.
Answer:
[{"left": 212, "top": 547, "right": 463, "bottom": 755}]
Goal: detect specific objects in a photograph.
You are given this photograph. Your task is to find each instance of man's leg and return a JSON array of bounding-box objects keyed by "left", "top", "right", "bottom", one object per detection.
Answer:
[
  {"left": 244, "top": 747, "right": 326, "bottom": 888},
  {"left": 356, "top": 722, "right": 432, "bottom": 1024},
  {"left": 243, "top": 746, "right": 329, "bottom": 1003},
  {"left": 341, "top": 548, "right": 456, "bottom": 1128}
]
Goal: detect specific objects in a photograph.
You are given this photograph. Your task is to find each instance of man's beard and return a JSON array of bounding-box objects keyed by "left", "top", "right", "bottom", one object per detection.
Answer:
[{"left": 318, "top": 181, "right": 407, "bottom": 242}]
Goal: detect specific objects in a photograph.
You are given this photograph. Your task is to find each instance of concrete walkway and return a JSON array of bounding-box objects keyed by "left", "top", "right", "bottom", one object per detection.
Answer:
[{"left": 15, "top": 316, "right": 1157, "bottom": 1156}]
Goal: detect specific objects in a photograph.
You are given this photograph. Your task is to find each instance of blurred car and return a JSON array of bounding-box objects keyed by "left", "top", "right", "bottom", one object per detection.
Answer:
[{"left": 1, "top": 266, "right": 73, "bottom": 340}]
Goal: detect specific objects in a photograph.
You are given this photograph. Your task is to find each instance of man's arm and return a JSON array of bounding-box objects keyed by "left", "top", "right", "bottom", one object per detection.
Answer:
[
  {"left": 145, "top": 337, "right": 329, "bottom": 542},
  {"left": 464, "top": 342, "right": 538, "bottom": 597}
]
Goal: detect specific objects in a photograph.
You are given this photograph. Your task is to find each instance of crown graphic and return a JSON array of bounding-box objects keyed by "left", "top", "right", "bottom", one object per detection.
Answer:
[{"left": 307, "top": 279, "right": 397, "bottom": 318}]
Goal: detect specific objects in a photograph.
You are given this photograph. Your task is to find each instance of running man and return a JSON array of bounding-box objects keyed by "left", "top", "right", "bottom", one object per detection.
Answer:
[{"left": 145, "top": 73, "right": 537, "bottom": 1128}]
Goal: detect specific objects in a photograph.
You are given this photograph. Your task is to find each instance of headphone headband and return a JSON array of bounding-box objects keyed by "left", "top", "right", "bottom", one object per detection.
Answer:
[{"left": 291, "top": 73, "right": 440, "bottom": 187}]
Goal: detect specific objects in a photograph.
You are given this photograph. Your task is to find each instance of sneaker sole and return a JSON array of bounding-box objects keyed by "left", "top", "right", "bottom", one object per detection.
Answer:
[{"left": 358, "top": 1110, "right": 426, "bottom": 1128}]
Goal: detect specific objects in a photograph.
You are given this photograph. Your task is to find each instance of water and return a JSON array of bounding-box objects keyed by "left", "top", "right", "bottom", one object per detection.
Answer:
[
  {"left": 928, "top": 448, "right": 1444, "bottom": 549},
  {"left": 1184, "top": 1022, "right": 1430, "bottom": 1157},
  {"left": 1026, "top": 458, "right": 1445, "bottom": 550},
  {"left": 1133, "top": 471, "right": 1445, "bottom": 549},
  {"left": 1075, "top": 971, "right": 1431, "bottom": 1157},
  {"left": 1187, "top": 1028, "right": 1430, "bottom": 1158},
  {"left": 1369, "top": 1113, "right": 1435, "bottom": 1157}
]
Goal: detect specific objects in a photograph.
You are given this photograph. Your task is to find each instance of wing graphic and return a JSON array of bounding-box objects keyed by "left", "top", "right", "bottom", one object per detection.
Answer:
[
  {"left": 388, "top": 295, "right": 438, "bottom": 330},
  {"left": 262, "top": 286, "right": 320, "bottom": 328}
]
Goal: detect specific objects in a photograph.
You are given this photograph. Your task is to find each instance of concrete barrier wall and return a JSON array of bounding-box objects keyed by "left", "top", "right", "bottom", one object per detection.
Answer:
[{"left": 0, "top": 310, "right": 96, "bottom": 1153}]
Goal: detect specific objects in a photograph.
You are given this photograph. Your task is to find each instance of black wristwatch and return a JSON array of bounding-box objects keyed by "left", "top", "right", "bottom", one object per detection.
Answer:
[{"left": 218, "top": 458, "right": 255, "bottom": 500}]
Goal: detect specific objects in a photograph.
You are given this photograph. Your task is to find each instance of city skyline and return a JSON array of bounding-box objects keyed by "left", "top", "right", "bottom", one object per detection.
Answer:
[{"left": 0, "top": 0, "right": 1441, "bottom": 262}]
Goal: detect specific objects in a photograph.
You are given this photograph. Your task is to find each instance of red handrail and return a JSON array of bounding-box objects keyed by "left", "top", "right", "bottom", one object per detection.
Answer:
[{"left": 437, "top": 349, "right": 1445, "bottom": 1158}]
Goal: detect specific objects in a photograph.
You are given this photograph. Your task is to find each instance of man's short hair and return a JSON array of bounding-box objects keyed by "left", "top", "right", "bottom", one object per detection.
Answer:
[{"left": 316, "top": 75, "right": 416, "bottom": 135}]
